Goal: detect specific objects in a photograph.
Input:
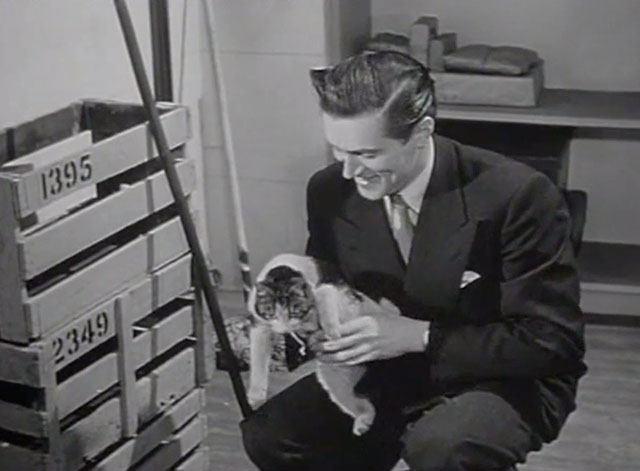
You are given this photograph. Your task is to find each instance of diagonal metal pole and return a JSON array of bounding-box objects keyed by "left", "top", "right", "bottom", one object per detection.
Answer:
[{"left": 113, "top": 0, "right": 252, "bottom": 419}]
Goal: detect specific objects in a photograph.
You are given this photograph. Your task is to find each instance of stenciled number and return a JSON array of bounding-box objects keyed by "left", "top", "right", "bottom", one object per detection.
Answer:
[
  {"left": 63, "top": 160, "right": 78, "bottom": 189},
  {"left": 40, "top": 155, "right": 93, "bottom": 201},
  {"left": 51, "top": 310, "right": 110, "bottom": 365},
  {"left": 48, "top": 166, "right": 63, "bottom": 196},
  {"left": 96, "top": 311, "right": 109, "bottom": 337},
  {"left": 53, "top": 337, "right": 65, "bottom": 364},
  {"left": 66, "top": 328, "right": 80, "bottom": 356},
  {"left": 79, "top": 155, "right": 92, "bottom": 182}
]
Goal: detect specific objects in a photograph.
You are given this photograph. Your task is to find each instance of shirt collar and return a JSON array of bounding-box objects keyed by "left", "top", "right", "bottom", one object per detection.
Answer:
[{"left": 398, "top": 136, "right": 435, "bottom": 215}]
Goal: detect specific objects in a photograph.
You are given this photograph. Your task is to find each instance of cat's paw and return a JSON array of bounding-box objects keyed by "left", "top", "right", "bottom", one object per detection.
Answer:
[
  {"left": 353, "top": 413, "right": 375, "bottom": 436},
  {"left": 352, "top": 400, "right": 376, "bottom": 436}
]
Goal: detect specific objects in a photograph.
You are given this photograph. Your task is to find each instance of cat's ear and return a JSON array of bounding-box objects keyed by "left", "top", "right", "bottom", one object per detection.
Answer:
[{"left": 310, "top": 67, "right": 329, "bottom": 97}]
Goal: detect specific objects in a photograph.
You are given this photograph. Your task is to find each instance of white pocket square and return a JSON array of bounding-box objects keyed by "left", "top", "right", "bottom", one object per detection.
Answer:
[{"left": 460, "top": 270, "right": 481, "bottom": 288}]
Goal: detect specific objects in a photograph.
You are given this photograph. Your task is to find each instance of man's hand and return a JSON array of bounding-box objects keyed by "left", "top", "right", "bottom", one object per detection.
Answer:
[{"left": 319, "top": 300, "right": 429, "bottom": 365}]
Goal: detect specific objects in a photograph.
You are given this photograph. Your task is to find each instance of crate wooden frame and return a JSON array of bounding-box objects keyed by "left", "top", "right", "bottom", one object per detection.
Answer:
[
  {"left": 0, "top": 100, "right": 209, "bottom": 471},
  {"left": 0, "top": 100, "right": 193, "bottom": 344},
  {"left": 0, "top": 256, "right": 208, "bottom": 470}
]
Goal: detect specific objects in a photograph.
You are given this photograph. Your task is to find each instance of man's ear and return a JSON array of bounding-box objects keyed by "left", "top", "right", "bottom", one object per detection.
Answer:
[{"left": 413, "top": 116, "right": 435, "bottom": 147}]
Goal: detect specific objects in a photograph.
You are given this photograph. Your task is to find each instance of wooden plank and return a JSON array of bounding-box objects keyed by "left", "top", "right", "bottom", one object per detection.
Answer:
[
  {"left": 129, "top": 254, "right": 193, "bottom": 323},
  {"left": 134, "top": 416, "right": 205, "bottom": 471},
  {"left": 10, "top": 103, "right": 81, "bottom": 159},
  {"left": 438, "top": 89, "right": 640, "bottom": 129},
  {"left": 89, "top": 389, "right": 203, "bottom": 471},
  {"left": 21, "top": 158, "right": 195, "bottom": 279},
  {"left": 147, "top": 216, "right": 189, "bottom": 272},
  {"left": 174, "top": 447, "right": 209, "bottom": 471},
  {"left": 0, "top": 441, "right": 54, "bottom": 471},
  {"left": 0, "top": 340, "right": 46, "bottom": 386},
  {"left": 57, "top": 352, "right": 118, "bottom": 418},
  {"left": 0, "top": 132, "right": 93, "bottom": 217},
  {"left": 0, "top": 399, "right": 47, "bottom": 436},
  {"left": 42, "top": 344, "right": 63, "bottom": 470},
  {"left": 90, "top": 106, "right": 188, "bottom": 185},
  {"left": 133, "top": 304, "right": 194, "bottom": 368},
  {"left": 136, "top": 347, "right": 197, "bottom": 425},
  {"left": 62, "top": 394, "right": 122, "bottom": 471},
  {"left": 115, "top": 296, "right": 138, "bottom": 438},
  {"left": 0, "top": 178, "right": 29, "bottom": 341}
]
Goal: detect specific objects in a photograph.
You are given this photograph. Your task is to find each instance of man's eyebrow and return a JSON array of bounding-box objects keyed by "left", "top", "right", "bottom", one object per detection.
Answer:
[{"left": 330, "top": 144, "right": 382, "bottom": 155}]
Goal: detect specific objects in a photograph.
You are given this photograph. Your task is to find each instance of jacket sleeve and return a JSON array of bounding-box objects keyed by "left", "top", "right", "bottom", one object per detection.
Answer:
[{"left": 427, "top": 172, "right": 586, "bottom": 383}]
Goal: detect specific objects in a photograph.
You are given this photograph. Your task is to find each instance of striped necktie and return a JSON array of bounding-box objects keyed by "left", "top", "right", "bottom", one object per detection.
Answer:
[{"left": 389, "top": 194, "right": 414, "bottom": 263}]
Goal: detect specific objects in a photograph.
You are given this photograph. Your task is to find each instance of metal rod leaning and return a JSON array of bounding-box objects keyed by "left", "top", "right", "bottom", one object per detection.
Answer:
[{"left": 113, "top": 0, "right": 252, "bottom": 419}]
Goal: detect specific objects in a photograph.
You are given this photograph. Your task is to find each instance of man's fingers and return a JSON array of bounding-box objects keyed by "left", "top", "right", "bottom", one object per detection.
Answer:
[
  {"left": 336, "top": 316, "right": 373, "bottom": 336},
  {"left": 322, "top": 333, "right": 362, "bottom": 352},
  {"left": 322, "top": 343, "right": 371, "bottom": 363}
]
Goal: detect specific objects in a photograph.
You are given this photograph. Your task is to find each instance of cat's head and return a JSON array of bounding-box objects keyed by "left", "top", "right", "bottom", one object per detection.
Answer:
[{"left": 250, "top": 265, "right": 317, "bottom": 334}]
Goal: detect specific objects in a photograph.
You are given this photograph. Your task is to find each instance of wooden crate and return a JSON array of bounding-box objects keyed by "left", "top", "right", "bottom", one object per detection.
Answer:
[
  {"left": 0, "top": 281, "right": 208, "bottom": 471},
  {"left": 0, "top": 100, "right": 193, "bottom": 344},
  {"left": 0, "top": 100, "right": 209, "bottom": 471}
]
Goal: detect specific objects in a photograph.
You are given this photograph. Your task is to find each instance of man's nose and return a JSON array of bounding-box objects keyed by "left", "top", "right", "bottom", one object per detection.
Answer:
[{"left": 342, "top": 154, "right": 361, "bottom": 179}]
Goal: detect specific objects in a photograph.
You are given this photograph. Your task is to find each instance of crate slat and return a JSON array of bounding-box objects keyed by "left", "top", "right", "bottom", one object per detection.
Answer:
[
  {"left": 128, "top": 254, "right": 193, "bottom": 323},
  {"left": 0, "top": 340, "right": 46, "bottom": 386},
  {"left": 90, "top": 389, "right": 204, "bottom": 471},
  {"left": 0, "top": 441, "right": 55, "bottom": 471},
  {"left": 0, "top": 400, "right": 48, "bottom": 437},
  {"left": 116, "top": 296, "right": 138, "bottom": 438},
  {"left": 21, "top": 157, "right": 196, "bottom": 279},
  {"left": 174, "top": 447, "right": 209, "bottom": 471},
  {"left": 134, "top": 416, "right": 205, "bottom": 471},
  {"left": 136, "top": 347, "right": 197, "bottom": 425}
]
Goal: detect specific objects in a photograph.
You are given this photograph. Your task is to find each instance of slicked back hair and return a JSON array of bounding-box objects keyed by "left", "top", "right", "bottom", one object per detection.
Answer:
[{"left": 310, "top": 51, "right": 436, "bottom": 142}]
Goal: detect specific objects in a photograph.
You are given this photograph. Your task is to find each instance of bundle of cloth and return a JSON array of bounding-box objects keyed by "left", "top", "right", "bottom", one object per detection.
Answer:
[{"left": 443, "top": 44, "right": 540, "bottom": 76}]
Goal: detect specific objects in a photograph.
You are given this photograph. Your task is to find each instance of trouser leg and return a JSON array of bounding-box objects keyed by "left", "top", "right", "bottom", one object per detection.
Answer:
[
  {"left": 241, "top": 374, "right": 406, "bottom": 471},
  {"left": 401, "top": 389, "right": 543, "bottom": 471}
]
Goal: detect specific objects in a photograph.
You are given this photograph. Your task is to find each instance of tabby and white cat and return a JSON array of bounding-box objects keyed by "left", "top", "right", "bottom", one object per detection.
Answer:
[{"left": 247, "top": 253, "right": 393, "bottom": 436}]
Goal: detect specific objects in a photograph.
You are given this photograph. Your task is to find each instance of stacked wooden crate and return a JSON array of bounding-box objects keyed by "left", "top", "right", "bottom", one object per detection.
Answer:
[{"left": 0, "top": 100, "right": 209, "bottom": 471}]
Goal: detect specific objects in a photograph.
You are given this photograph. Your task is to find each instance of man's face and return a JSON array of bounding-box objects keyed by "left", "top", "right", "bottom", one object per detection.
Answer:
[{"left": 322, "top": 112, "right": 429, "bottom": 200}]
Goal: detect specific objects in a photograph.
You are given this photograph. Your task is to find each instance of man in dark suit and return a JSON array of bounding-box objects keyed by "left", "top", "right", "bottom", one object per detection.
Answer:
[{"left": 241, "top": 51, "right": 586, "bottom": 471}]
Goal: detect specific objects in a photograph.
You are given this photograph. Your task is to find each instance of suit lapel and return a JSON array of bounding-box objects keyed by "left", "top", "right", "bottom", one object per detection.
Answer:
[
  {"left": 336, "top": 191, "right": 405, "bottom": 281},
  {"left": 404, "top": 136, "right": 477, "bottom": 309}
]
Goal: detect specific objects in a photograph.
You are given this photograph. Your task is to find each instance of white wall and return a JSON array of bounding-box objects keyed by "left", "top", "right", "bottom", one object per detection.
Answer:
[
  {"left": 373, "top": 0, "right": 640, "bottom": 244},
  {"left": 202, "top": 0, "right": 331, "bottom": 288}
]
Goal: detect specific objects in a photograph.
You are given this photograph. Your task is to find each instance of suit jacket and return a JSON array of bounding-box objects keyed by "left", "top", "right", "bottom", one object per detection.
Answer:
[{"left": 305, "top": 135, "right": 586, "bottom": 441}]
